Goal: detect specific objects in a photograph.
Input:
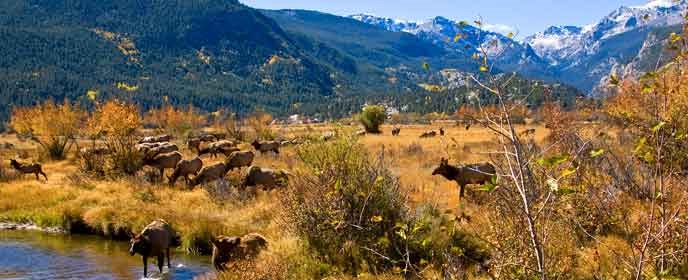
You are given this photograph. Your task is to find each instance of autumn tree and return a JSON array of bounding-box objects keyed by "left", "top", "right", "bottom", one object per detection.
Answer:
[
  {"left": 246, "top": 110, "right": 274, "bottom": 140},
  {"left": 601, "top": 27, "right": 688, "bottom": 278},
  {"left": 10, "top": 100, "right": 84, "bottom": 160},
  {"left": 359, "top": 105, "right": 386, "bottom": 133},
  {"left": 145, "top": 100, "right": 206, "bottom": 137},
  {"left": 86, "top": 100, "right": 142, "bottom": 175}
]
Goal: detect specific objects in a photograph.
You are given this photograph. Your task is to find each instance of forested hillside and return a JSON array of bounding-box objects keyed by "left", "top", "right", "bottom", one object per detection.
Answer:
[{"left": 0, "top": 1, "right": 583, "bottom": 124}]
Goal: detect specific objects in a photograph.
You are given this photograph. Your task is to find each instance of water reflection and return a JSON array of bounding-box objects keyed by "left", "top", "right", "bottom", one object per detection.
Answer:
[{"left": 0, "top": 230, "right": 214, "bottom": 279}]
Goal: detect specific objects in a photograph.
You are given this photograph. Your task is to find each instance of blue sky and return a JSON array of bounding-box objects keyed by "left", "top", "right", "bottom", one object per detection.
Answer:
[{"left": 240, "top": 0, "right": 651, "bottom": 37}]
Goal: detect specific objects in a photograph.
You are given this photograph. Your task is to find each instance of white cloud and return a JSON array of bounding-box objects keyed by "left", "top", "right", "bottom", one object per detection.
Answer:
[{"left": 483, "top": 23, "right": 518, "bottom": 37}]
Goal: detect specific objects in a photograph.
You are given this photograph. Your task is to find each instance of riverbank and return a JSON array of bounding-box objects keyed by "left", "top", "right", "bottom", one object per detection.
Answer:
[
  {"left": 0, "top": 173, "right": 281, "bottom": 253},
  {"left": 0, "top": 221, "right": 66, "bottom": 234},
  {"left": 0, "top": 229, "right": 214, "bottom": 279}
]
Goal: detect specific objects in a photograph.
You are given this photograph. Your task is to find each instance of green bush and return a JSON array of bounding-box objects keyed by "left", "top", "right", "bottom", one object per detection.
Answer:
[
  {"left": 283, "top": 137, "right": 489, "bottom": 276},
  {"left": 359, "top": 105, "right": 386, "bottom": 134}
]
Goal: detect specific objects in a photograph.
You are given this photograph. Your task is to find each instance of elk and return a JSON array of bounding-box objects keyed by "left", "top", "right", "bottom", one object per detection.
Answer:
[
  {"left": 211, "top": 233, "right": 268, "bottom": 271},
  {"left": 432, "top": 158, "right": 496, "bottom": 199},
  {"left": 9, "top": 159, "right": 47, "bottom": 181},
  {"left": 129, "top": 219, "right": 181, "bottom": 278},
  {"left": 168, "top": 157, "right": 203, "bottom": 186}
]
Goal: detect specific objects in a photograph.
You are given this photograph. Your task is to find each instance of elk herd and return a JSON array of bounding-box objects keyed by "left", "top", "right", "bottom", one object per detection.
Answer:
[
  {"left": 131, "top": 133, "right": 290, "bottom": 190},
  {"left": 3, "top": 125, "right": 502, "bottom": 277}
]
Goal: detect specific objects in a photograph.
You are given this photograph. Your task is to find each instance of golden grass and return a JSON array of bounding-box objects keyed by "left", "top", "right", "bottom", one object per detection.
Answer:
[
  {"left": 3, "top": 122, "right": 633, "bottom": 279},
  {"left": 0, "top": 123, "right": 543, "bottom": 233}
]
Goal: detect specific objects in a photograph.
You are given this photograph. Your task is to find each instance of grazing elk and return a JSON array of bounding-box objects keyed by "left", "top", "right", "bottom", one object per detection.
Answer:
[
  {"left": 432, "top": 158, "right": 496, "bottom": 199},
  {"left": 198, "top": 140, "right": 237, "bottom": 158},
  {"left": 188, "top": 162, "right": 230, "bottom": 188},
  {"left": 198, "top": 134, "right": 217, "bottom": 142},
  {"left": 391, "top": 127, "right": 401, "bottom": 136},
  {"left": 143, "top": 151, "right": 182, "bottom": 182},
  {"left": 419, "top": 131, "right": 437, "bottom": 138},
  {"left": 138, "top": 142, "right": 179, "bottom": 161},
  {"left": 251, "top": 140, "right": 280, "bottom": 154},
  {"left": 9, "top": 159, "right": 47, "bottom": 181},
  {"left": 211, "top": 233, "right": 268, "bottom": 271},
  {"left": 138, "top": 135, "right": 172, "bottom": 144},
  {"left": 186, "top": 138, "right": 202, "bottom": 153},
  {"left": 226, "top": 151, "right": 255, "bottom": 171},
  {"left": 242, "top": 166, "right": 289, "bottom": 190},
  {"left": 129, "top": 219, "right": 181, "bottom": 278},
  {"left": 168, "top": 157, "right": 203, "bottom": 186},
  {"left": 439, "top": 127, "right": 445, "bottom": 136}
]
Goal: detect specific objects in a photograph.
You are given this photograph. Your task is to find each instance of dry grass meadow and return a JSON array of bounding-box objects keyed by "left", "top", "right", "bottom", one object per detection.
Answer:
[{"left": 0, "top": 122, "right": 545, "bottom": 278}]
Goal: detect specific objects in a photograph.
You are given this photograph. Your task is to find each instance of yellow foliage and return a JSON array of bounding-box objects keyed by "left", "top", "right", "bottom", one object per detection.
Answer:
[
  {"left": 247, "top": 111, "right": 274, "bottom": 139},
  {"left": 11, "top": 100, "right": 83, "bottom": 138},
  {"left": 145, "top": 103, "right": 206, "bottom": 137},
  {"left": 86, "top": 100, "right": 141, "bottom": 137},
  {"left": 267, "top": 55, "right": 280, "bottom": 65},
  {"left": 418, "top": 83, "right": 446, "bottom": 92},
  {"left": 86, "top": 89, "right": 99, "bottom": 101},
  {"left": 10, "top": 100, "right": 85, "bottom": 159},
  {"left": 116, "top": 82, "right": 139, "bottom": 92}
]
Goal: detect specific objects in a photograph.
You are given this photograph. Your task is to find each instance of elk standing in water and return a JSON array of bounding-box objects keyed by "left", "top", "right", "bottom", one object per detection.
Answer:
[
  {"left": 432, "top": 158, "right": 495, "bottom": 199},
  {"left": 129, "top": 219, "right": 181, "bottom": 278}
]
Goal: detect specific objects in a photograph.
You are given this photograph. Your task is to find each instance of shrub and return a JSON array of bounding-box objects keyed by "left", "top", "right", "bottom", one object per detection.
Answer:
[
  {"left": 283, "top": 137, "right": 489, "bottom": 276},
  {"left": 359, "top": 105, "right": 386, "bottom": 134},
  {"left": 212, "top": 109, "right": 245, "bottom": 141},
  {"left": 144, "top": 102, "right": 206, "bottom": 137},
  {"left": 247, "top": 111, "right": 275, "bottom": 140},
  {"left": 85, "top": 100, "right": 143, "bottom": 176},
  {"left": 10, "top": 100, "right": 85, "bottom": 160},
  {"left": 404, "top": 142, "right": 423, "bottom": 156},
  {"left": 0, "top": 161, "right": 20, "bottom": 182}
]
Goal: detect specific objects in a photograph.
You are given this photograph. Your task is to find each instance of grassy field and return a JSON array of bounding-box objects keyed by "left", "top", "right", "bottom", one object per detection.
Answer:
[{"left": 0, "top": 123, "right": 543, "bottom": 277}]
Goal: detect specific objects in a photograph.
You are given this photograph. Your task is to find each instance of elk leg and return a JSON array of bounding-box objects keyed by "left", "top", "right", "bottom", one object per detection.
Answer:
[
  {"left": 35, "top": 172, "right": 39, "bottom": 180},
  {"left": 143, "top": 256, "right": 148, "bottom": 277},
  {"left": 166, "top": 247, "right": 171, "bottom": 268},
  {"left": 40, "top": 171, "right": 47, "bottom": 181},
  {"left": 459, "top": 184, "right": 466, "bottom": 198},
  {"left": 158, "top": 253, "right": 164, "bottom": 273}
]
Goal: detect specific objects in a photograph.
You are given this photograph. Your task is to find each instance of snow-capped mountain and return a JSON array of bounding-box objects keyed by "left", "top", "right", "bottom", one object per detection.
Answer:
[
  {"left": 525, "top": 0, "right": 686, "bottom": 65},
  {"left": 351, "top": 0, "right": 688, "bottom": 94},
  {"left": 349, "top": 14, "right": 547, "bottom": 76}
]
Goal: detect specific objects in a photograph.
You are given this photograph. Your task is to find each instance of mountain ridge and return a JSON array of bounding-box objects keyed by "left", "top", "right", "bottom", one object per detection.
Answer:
[{"left": 349, "top": 1, "right": 687, "bottom": 93}]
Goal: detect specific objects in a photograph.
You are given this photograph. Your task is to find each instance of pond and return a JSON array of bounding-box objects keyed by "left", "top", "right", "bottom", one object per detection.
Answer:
[{"left": 0, "top": 230, "right": 215, "bottom": 280}]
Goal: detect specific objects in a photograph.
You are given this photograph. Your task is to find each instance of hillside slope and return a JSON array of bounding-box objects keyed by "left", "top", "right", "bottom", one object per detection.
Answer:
[{"left": 0, "top": 1, "right": 583, "bottom": 124}]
